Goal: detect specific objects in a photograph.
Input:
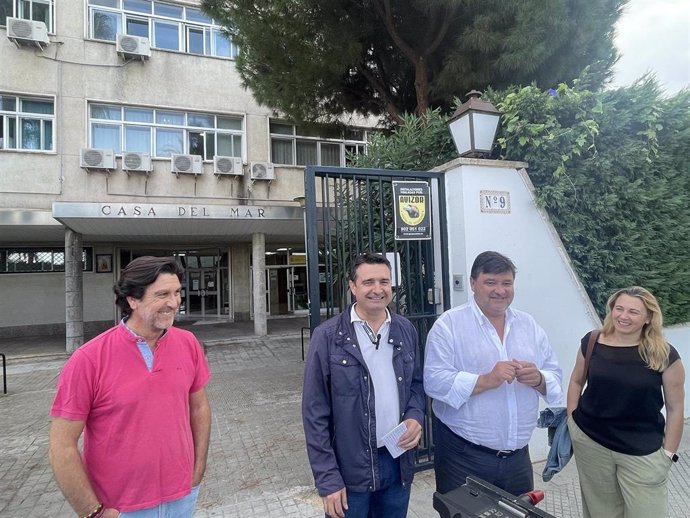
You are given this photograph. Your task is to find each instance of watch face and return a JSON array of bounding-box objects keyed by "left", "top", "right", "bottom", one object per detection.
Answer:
[{"left": 672, "top": 453, "right": 679, "bottom": 463}]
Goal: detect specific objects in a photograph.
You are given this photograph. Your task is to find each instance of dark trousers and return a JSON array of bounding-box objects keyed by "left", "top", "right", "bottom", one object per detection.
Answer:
[
  {"left": 330, "top": 448, "right": 411, "bottom": 518},
  {"left": 433, "top": 414, "right": 534, "bottom": 496}
]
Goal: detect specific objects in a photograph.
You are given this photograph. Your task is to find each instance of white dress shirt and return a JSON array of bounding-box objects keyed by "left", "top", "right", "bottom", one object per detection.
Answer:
[
  {"left": 424, "top": 297, "right": 562, "bottom": 451},
  {"left": 350, "top": 304, "right": 399, "bottom": 447}
]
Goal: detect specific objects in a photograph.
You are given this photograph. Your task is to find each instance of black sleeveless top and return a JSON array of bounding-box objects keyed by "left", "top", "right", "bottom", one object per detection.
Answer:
[{"left": 572, "top": 331, "right": 680, "bottom": 455}]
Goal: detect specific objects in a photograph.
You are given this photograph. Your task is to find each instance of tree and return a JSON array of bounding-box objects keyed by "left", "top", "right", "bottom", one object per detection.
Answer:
[{"left": 202, "top": 0, "right": 625, "bottom": 124}]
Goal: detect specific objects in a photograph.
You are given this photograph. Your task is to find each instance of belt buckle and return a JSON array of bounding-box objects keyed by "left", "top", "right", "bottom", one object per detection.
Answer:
[{"left": 496, "top": 449, "right": 513, "bottom": 458}]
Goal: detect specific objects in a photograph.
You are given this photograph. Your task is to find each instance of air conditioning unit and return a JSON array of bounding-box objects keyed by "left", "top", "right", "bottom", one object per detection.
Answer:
[
  {"left": 171, "top": 154, "right": 202, "bottom": 175},
  {"left": 7, "top": 17, "right": 50, "bottom": 49},
  {"left": 80, "top": 148, "right": 115, "bottom": 170},
  {"left": 250, "top": 162, "right": 275, "bottom": 181},
  {"left": 116, "top": 33, "right": 151, "bottom": 60},
  {"left": 122, "top": 152, "right": 152, "bottom": 172},
  {"left": 213, "top": 156, "right": 244, "bottom": 176}
]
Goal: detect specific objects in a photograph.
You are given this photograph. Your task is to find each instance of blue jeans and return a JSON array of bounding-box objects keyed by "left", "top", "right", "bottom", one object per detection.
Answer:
[
  {"left": 329, "top": 449, "right": 411, "bottom": 518},
  {"left": 119, "top": 486, "right": 200, "bottom": 518}
]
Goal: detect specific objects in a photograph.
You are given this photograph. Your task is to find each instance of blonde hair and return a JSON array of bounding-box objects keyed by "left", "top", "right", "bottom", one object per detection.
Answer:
[{"left": 601, "top": 286, "right": 669, "bottom": 371}]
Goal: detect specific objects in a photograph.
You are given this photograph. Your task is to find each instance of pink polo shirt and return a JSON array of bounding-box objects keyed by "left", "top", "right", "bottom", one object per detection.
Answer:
[{"left": 50, "top": 324, "right": 211, "bottom": 512}]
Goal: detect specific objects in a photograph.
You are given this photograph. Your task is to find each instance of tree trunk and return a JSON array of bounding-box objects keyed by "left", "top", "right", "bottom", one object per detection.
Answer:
[{"left": 414, "top": 56, "right": 429, "bottom": 116}]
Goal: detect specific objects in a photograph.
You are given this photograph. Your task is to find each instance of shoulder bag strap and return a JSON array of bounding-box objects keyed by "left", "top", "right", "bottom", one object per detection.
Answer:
[{"left": 580, "top": 329, "right": 600, "bottom": 393}]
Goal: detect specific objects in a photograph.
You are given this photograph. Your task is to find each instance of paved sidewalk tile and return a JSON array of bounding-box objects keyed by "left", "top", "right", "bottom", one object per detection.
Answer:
[{"left": 1, "top": 336, "right": 688, "bottom": 518}]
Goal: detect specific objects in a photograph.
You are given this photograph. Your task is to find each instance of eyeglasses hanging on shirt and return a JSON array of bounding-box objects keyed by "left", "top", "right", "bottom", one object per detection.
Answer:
[{"left": 361, "top": 321, "right": 381, "bottom": 350}]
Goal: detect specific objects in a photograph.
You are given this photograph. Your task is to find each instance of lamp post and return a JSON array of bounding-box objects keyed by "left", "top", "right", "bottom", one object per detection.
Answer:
[
  {"left": 293, "top": 195, "right": 307, "bottom": 254},
  {"left": 293, "top": 195, "right": 311, "bottom": 358},
  {"left": 293, "top": 195, "right": 309, "bottom": 310},
  {"left": 448, "top": 90, "right": 501, "bottom": 158}
]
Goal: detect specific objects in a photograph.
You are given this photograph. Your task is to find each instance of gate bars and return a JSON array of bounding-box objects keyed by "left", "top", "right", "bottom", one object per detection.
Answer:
[{"left": 304, "top": 165, "right": 450, "bottom": 469}]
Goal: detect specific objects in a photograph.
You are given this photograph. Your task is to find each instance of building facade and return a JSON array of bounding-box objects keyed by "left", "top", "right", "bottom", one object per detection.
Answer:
[{"left": 0, "top": 0, "right": 373, "bottom": 347}]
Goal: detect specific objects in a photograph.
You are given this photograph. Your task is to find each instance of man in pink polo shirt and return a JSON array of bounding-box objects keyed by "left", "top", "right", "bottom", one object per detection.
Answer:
[{"left": 49, "top": 256, "right": 212, "bottom": 518}]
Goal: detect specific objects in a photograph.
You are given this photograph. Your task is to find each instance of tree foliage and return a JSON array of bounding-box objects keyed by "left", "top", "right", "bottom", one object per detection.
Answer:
[
  {"left": 353, "top": 80, "right": 690, "bottom": 325},
  {"left": 493, "top": 79, "right": 690, "bottom": 324},
  {"left": 351, "top": 108, "right": 457, "bottom": 170},
  {"left": 202, "top": 0, "right": 624, "bottom": 124}
]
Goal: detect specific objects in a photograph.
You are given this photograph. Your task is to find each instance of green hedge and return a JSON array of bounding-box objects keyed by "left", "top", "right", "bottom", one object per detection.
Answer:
[{"left": 352, "top": 80, "right": 690, "bottom": 324}]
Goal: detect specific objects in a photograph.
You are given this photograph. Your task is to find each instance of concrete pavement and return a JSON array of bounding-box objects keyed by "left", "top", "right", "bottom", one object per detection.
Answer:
[{"left": 1, "top": 321, "right": 688, "bottom": 517}]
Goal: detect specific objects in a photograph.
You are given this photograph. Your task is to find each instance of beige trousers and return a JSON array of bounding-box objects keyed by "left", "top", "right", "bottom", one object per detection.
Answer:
[{"left": 569, "top": 417, "right": 672, "bottom": 518}]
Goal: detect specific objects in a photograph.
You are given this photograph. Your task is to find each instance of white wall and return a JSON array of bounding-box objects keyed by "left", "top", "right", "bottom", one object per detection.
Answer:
[
  {"left": 0, "top": 269, "right": 114, "bottom": 328},
  {"left": 664, "top": 326, "right": 690, "bottom": 416}
]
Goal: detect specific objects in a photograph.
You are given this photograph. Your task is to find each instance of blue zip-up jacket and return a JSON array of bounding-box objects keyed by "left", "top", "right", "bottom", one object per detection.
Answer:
[
  {"left": 538, "top": 407, "right": 572, "bottom": 482},
  {"left": 302, "top": 306, "right": 425, "bottom": 497}
]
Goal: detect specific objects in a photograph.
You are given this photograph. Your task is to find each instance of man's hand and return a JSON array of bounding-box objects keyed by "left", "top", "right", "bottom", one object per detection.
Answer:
[
  {"left": 322, "top": 487, "right": 348, "bottom": 518},
  {"left": 513, "top": 359, "right": 542, "bottom": 387},
  {"left": 102, "top": 508, "right": 120, "bottom": 518},
  {"left": 473, "top": 360, "right": 522, "bottom": 395},
  {"left": 397, "top": 419, "right": 422, "bottom": 450},
  {"left": 488, "top": 360, "right": 521, "bottom": 387}
]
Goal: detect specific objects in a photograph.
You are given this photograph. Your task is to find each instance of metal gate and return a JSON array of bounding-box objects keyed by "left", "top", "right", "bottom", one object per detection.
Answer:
[{"left": 304, "top": 165, "right": 450, "bottom": 469}]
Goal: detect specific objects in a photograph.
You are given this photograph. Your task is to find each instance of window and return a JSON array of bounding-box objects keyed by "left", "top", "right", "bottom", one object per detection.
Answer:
[
  {"left": 126, "top": 16, "right": 148, "bottom": 37},
  {"left": 186, "top": 26, "right": 204, "bottom": 54},
  {"left": 269, "top": 121, "right": 369, "bottom": 167},
  {"left": 0, "top": 94, "right": 54, "bottom": 151},
  {"left": 92, "top": 9, "right": 121, "bottom": 41},
  {"left": 0, "top": 247, "right": 93, "bottom": 273},
  {"left": 87, "top": 0, "right": 240, "bottom": 58},
  {"left": 0, "top": 0, "right": 54, "bottom": 32},
  {"left": 89, "top": 102, "right": 244, "bottom": 159}
]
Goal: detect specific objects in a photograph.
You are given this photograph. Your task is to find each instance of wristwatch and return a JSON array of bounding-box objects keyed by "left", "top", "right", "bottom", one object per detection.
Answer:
[{"left": 664, "top": 449, "right": 679, "bottom": 463}]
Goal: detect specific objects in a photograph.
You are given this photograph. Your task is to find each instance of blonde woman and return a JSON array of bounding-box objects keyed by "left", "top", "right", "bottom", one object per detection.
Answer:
[{"left": 567, "top": 286, "right": 685, "bottom": 518}]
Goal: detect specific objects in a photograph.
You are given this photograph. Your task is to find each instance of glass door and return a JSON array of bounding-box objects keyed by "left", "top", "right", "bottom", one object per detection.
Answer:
[
  {"left": 289, "top": 266, "right": 309, "bottom": 313},
  {"left": 265, "top": 266, "right": 309, "bottom": 315},
  {"left": 186, "top": 268, "right": 220, "bottom": 318}
]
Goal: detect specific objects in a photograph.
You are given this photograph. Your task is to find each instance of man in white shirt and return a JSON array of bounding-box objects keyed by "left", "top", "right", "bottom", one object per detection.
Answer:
[{"left": 424, "top": 251, "right": 562, "bottom": 496}]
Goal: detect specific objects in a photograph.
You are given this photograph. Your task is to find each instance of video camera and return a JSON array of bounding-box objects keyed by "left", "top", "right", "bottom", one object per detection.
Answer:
[{"left": 433, "top": 476, "right": 557, "bottom": 518}]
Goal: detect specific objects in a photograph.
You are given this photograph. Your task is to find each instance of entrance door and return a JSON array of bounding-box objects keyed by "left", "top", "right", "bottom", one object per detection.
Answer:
[
  {"left": 265, "top": 266, "right": 309, "bottom": 315},
  {"left": 289, "top": 266, "right": 308, "bottom": 313},
  {"left": 186, "top": 268, "right": 220, "bottom": 318}
]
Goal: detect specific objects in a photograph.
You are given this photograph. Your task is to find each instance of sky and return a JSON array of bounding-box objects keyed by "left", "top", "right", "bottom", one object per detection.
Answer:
[{"left": 611, "top": 0, "right": 690, "bottom": 94}]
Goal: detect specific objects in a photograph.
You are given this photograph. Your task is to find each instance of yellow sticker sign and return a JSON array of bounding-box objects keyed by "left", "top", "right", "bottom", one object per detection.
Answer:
[{"left": 393, "top": 181, "right": 431, "bottom": 240}]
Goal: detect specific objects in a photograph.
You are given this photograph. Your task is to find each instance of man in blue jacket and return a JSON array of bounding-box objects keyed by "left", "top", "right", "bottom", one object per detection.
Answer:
[{"left": 302, "top": 253, "right": 425, "bottom": 518}]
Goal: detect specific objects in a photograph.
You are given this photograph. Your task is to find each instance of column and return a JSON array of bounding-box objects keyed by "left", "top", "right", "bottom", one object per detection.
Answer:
[
  {"left": 225, "top": 247, "right": 234, "bottom": 322},
  {"left": 252, "top": 233, "right": 267, "bottom": 336},
  {"left": 230, "top": 244, "right": 251, "bottom": 320},
  {"left": 65, "top": 228, "right": 84, "bottom": 353}
]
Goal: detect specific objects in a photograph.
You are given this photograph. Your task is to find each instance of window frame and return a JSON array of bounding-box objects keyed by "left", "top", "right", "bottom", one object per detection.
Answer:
[
  {"left": 0, "top": 0, "right": 54, "bottom": 33},
  {"left": 86, "top": 0, "right": 239, "bottom": 59},
  {"left": 0, "top": 93, "right": 55, "bottom": 152},
  {"left": 88, "top": 102, "right": 245, "bottom": 160},
  {"left": 269, "top": 121, "right": 369, "bottom": 167},
  {"left": 0, "top": 247, "right": 94, "bottom": 274}
]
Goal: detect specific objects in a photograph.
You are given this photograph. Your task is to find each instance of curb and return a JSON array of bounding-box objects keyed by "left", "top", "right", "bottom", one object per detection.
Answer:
[{"left": 202, "top": 331, "right": 303, "bottom": 347}]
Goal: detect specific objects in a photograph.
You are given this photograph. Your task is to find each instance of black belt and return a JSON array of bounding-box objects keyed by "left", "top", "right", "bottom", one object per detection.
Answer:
[{"left": 458, "top": 435, "right": 527, "bottom": 458}]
